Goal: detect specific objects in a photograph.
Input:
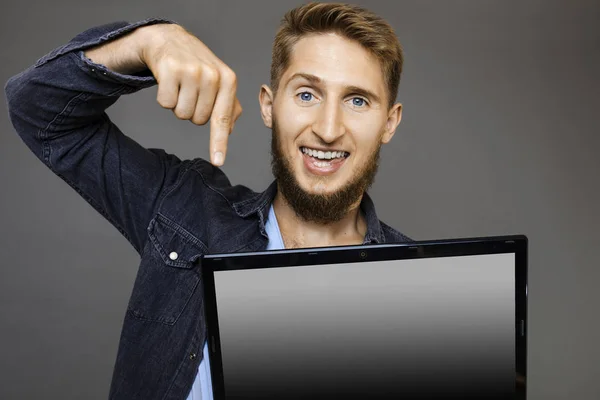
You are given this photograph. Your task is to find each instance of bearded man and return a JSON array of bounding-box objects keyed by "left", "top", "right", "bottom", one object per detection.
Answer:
[{"left": 6, "top": 2, "right": 411, "bottom": 399}]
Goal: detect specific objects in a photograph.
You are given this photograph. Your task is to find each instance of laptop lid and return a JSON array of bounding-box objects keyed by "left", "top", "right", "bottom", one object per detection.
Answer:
[{"left": 202, "top": 235, "right": 527, "bottom": 400}]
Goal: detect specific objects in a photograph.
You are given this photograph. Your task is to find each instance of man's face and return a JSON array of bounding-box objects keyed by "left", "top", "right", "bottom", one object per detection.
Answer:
[{"left": 261, "top": 33, "right": 402, "bottom": 222}]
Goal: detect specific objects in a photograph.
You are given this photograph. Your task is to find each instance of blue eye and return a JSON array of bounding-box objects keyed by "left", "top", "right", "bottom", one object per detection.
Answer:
[
  {"left": 299, "top": 92, "right": 313, "bottom": 102},
  {"left": 352, "top": 97, "right": 366, "bottom": 107}
]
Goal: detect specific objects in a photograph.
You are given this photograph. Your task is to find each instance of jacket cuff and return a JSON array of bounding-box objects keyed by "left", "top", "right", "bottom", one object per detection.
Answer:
[
  {"left": 74, "top": 50, "right": 156, "bottom": 89},
  {"left": 33, "top": 17, "right": 175, "bottom": 85}
]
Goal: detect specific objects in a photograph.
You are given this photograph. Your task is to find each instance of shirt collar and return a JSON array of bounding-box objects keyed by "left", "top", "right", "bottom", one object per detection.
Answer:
[{"left": 232, "top": 181, "right": 385, "bottom": 244}]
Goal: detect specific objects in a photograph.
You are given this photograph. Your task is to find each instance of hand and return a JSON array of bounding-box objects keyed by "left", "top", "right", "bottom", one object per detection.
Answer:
[{"left": 140, "top": 24, "right": 242, "bottom": 166}]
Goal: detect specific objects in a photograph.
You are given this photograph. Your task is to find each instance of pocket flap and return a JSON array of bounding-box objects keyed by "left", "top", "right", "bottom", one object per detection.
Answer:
[{"left": 148, "top": 214, "right": 206, "bottom": 268}]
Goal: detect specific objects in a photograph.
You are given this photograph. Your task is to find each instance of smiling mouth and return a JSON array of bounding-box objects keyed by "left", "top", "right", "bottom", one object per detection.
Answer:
[
  {"left": 300, "top": 146, "right": 349, "bottom": 175},
  {"left": 300, "top": 146, "right": 349, "bottom": 162}
]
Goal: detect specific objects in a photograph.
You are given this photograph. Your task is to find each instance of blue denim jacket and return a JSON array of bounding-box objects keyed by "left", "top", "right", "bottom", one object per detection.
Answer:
[{"left": 5, "top": 18, "right": 412, "bottom": 400}]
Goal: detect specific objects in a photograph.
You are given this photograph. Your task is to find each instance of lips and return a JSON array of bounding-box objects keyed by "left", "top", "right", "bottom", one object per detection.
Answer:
[{"left": 300, "top": 146, "right": 349, "bottom": 176}]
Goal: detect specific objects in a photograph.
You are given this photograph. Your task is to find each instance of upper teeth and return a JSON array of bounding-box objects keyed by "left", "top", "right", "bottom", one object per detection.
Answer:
[{"left": 301, "top": 147, "right": 347, "bottom": 160}]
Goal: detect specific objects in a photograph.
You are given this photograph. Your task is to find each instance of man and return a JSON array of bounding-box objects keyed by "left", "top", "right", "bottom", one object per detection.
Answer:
[{"left": 5, "top": 2, "right": 411, "bottom": 399}]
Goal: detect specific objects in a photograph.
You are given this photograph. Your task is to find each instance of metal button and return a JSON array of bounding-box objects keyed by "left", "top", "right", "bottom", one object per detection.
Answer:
[
  {"left": 189, "top": 353, "right": 197, "bottom": 360},
  {"left": 169, "top": 252, "right": 178, "bottom": 260}
]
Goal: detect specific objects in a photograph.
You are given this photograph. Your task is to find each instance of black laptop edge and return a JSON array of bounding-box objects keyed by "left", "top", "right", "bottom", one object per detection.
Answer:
[{"left": 201, "top": 234, "right": 528, "bottom": 400}]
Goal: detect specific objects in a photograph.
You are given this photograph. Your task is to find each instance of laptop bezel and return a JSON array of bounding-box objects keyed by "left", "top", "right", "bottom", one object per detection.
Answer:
[{"left": 201, "top": 235, "right": 527, "bottom": 399}]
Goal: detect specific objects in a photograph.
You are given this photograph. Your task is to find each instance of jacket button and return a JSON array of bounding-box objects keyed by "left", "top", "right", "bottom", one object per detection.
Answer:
[
  {"left": 169, "top": 252, "right": 178, "bottom": 260},
  {"left": 189, "top": 353, "right": 197, "bottom": 360}
]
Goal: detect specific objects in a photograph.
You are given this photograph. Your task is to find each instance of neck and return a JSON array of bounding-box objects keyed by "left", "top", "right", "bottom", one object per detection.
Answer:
[{"left": 272, "top": 189, "right": 367, "bottom": 249}]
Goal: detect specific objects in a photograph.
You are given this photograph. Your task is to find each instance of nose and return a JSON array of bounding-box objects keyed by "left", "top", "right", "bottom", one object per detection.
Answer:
[{"left": 311, "top": 99, "right": 346, "bottom": 143}]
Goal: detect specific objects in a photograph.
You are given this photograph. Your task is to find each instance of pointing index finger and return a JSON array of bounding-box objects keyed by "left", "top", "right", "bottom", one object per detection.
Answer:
[{"left": 210, "top": 69, "right": 237, "bottom": 166}]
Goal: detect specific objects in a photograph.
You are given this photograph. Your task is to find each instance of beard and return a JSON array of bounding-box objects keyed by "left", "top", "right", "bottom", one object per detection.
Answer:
[{"left": 270, "top": 118, "right": 381, "bottom": 224}]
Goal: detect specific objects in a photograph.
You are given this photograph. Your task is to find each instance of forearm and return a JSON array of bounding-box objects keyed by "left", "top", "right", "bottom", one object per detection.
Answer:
[
  {"left": 4, "top": 19, "right": 185, "bottom": 253},
  {"left": 84, "top": 23, "right": 167, "bottom": 76},
  {"left": 5, "top": 19, "right": 172, "bottom": 136}
]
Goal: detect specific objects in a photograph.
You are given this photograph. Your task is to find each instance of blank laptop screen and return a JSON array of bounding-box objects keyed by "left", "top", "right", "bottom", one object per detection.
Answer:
[{"left": 211, "top": 252, "right": 516, "bottom": 399}]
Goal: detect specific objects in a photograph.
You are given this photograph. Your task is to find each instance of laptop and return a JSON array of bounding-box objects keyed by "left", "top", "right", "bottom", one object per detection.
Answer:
[{"left": 201, "top": 235, "right": 528, "bottom": 400}]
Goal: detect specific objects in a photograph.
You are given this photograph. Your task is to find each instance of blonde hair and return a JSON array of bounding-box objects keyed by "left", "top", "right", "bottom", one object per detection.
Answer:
[{"left": 271, "top": 2, "right": 404, "bottom": 108}]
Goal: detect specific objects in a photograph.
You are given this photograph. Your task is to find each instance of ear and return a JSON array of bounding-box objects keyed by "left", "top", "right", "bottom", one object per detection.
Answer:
[
  {"left": 259, "top": 85, "right": 274, "bottom": 128},
  {"left": 381, "top": 103, "right": 403, "bottom": 144}
]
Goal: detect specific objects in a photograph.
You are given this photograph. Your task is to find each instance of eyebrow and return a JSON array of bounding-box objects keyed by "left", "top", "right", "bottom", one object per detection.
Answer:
[{"left": 287, "top": 72, "right": 382, "bottom": 105}]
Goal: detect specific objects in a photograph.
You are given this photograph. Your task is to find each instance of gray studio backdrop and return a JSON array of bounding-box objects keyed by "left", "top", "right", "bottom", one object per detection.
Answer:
[{"left": 1, "top": 0, "right": 598, "bottom": 399}]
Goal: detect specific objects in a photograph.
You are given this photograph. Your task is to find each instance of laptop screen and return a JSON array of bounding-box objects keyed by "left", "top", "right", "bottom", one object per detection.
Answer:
[{"left": 209, "top": 251, "right": 520, "bottom": 400}]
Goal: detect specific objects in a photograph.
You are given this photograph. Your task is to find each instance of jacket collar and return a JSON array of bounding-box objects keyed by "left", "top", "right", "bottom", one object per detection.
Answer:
[{"left": 232, "top": 181, "right": 386, "bottom": 244}]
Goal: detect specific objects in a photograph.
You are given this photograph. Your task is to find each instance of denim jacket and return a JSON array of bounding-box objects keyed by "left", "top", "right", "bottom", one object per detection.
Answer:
[{"left": 5, "top": 18, "right": 412, "bottom": 400}]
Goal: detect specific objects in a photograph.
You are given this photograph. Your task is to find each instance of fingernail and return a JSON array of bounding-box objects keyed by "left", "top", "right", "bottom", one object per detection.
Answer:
[{"left": 213, "top": 151, "right": 224, "bottom": 166}]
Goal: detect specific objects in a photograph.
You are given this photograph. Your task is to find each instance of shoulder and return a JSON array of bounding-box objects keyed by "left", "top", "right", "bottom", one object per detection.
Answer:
[
  {"left": 380, "top": 220, "right": 414, "bottom": 243},
  {"left": 186, "top": 157, "right": 258, "bottom": 204}
]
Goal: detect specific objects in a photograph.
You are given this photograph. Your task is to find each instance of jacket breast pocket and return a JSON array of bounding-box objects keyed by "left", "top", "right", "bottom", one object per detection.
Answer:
[{"left": 127, "top": 214, "right": 207, "bottom": 325}]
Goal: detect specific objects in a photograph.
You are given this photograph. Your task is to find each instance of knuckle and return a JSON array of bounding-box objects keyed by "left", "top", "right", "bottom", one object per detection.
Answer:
[
  {"left": 222, "top": 68, "right": 237, "bottom": 87},
  {"left": 192, "top": 113, "right": 210, "bottom": 125},
  {"left": 203, "top": 66, "right": 220, "bottom": 84},
  {"left": 157, "top": 98, "right": 174, "bottom": 109},
  {"left": 163, "top": 56, "right": 180, "bottom": 71},
  {"left": 185, "top": 64, "right": 203, "bottom": 78},
  {"left": 174, "top": 109, "right": 192, "bottom": 120},
  {"left": 215, "top": 115, "right": 232, "bottom": 127}
]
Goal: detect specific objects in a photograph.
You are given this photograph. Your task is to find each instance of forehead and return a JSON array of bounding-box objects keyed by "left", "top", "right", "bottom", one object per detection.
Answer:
[{"left": 282, "top": 33, "right": 386, "bottom": 95}]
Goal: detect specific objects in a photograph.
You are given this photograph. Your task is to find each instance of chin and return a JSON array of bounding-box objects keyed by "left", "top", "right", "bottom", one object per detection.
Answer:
[{"left": 297, "top": 175, "right": 347, "bottom": 196}]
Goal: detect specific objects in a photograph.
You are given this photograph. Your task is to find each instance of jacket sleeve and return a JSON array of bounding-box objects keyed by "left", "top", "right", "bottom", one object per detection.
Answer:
[{"left": 5, "top": 18, "right": 186, "bottom": 254}]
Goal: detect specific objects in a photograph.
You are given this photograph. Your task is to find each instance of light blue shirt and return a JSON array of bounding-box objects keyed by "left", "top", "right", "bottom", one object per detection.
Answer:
[{"left": 186, "top": 205, "right": 284, "bottom": 399}]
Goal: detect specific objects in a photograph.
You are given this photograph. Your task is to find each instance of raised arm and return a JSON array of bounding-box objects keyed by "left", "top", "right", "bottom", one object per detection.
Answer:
[{"left": 5, "top": 18, "right": 241, "bottom": 253}]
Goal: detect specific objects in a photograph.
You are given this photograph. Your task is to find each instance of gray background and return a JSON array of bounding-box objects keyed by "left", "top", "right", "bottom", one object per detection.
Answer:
[{"left": 0, "top": 0, "right": 598, "bottom": 399}]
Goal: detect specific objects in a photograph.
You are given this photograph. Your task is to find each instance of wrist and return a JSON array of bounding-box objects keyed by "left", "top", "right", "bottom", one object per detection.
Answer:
[{"left": 84, "top": 22, "right": 177, "bottom": 75}]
